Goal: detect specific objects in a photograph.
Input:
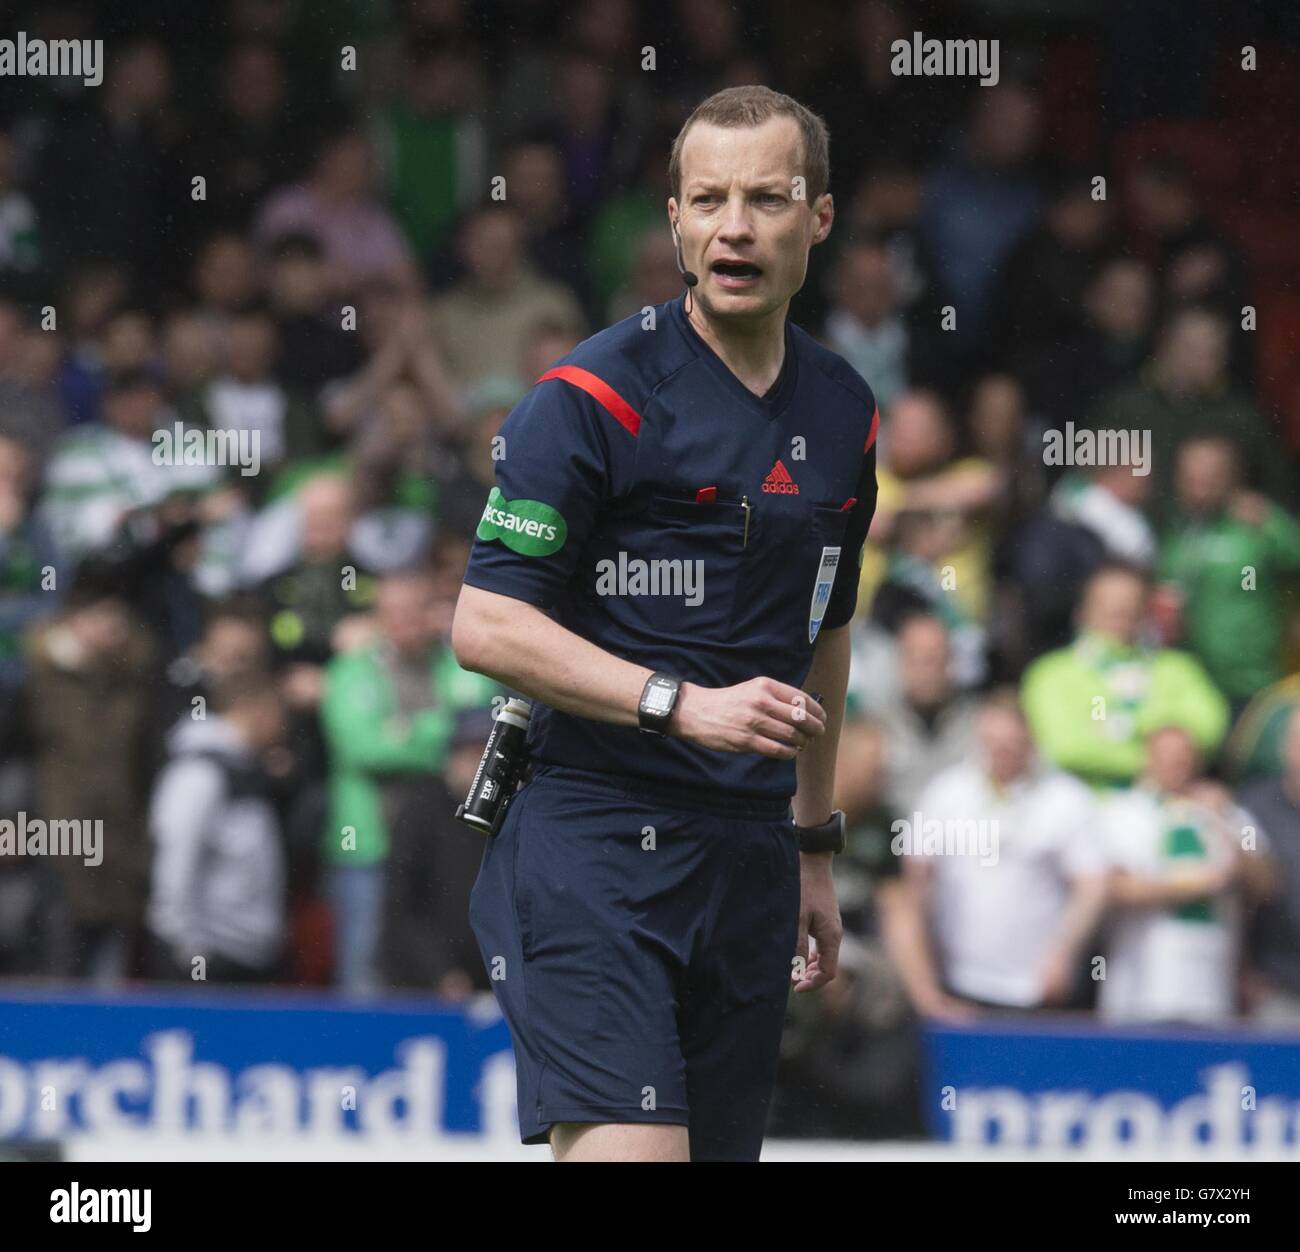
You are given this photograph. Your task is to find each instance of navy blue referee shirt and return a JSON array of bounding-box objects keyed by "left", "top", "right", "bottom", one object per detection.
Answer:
[{"left": 462, "top": 292, "right": 879, "bottom": 801}]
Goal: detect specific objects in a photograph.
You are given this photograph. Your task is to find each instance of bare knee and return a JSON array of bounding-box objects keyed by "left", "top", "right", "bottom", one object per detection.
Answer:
[{"left": 549, "top": 1122, "right": 690, "bottom": 1162}]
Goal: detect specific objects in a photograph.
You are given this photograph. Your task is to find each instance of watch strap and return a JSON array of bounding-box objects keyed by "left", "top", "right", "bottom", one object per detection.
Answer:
[{"left": 795, "top": 809, "right": 846, "bottom": 854}]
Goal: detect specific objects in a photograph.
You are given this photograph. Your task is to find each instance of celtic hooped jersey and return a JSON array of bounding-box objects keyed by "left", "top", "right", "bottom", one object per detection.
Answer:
[{"left": 463, "top": 293, "right": 879, "bottom": 801}]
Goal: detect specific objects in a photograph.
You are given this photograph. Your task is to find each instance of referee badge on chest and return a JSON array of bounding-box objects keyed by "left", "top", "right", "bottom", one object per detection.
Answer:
[{"left": 808, "top": 546, "right": 841, "bottom": 643}]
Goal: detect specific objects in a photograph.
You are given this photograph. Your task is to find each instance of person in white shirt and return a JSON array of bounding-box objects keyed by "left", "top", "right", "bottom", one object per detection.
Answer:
[
  {"left": 148, "top": 675, "right": 288, "bottom": 982},
  {"left": 1098, "top": 725, "right": 1276, "bottom": 1024},
  {"left": 887, "top": 689, "right": 1109, "bottom": 1019}
]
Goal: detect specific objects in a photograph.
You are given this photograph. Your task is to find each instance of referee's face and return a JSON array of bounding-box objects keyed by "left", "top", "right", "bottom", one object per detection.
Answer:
[{"left": 670, "top": 116, "right": 832, "bottom": 322}]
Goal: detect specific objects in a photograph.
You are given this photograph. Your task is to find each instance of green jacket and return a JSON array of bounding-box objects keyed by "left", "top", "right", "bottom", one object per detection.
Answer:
[
  {"left": 320, "top": 642, "right": 499, "bottom": 866},
  {"left": 1159, "top": 504, "right": 1300, "bottom": 699},
  {"left": 1022, "top": 632, "right": 1229, "bottom": 787}
]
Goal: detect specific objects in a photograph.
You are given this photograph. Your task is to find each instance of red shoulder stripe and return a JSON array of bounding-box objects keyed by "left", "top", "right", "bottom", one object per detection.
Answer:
[
  {"left": 536, "top": 365, "right": 641, "bottom": 438},
  {"left": 864, "top": 405, "right": 880, "bottom": 453}
]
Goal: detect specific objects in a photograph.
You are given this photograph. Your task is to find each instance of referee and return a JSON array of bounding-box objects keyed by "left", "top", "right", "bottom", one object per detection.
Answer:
[{"left": 453, "top": 85, "right": 879, "bottom": 1161}]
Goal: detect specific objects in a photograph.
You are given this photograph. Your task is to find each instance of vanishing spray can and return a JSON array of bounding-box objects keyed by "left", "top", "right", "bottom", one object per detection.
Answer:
[{"left": 455, "top": 697, "right": 533, "bottom": 835}]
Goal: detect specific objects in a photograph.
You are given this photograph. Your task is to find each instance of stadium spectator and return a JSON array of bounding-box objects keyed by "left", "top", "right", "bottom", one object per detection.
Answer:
[
  {"left": 1042, "top": 256, "right": 1155, "bottom": 423},
  {"left": 27, "top": 582, "right": 155, "bottom": 983},
  {"left": 265, "top": 233, "right": 364, "bottom": 401},
  {"left": 822, "top": 240, "right": 910, "bottom": 413},
  {"left": 321, "top": 281, "right": 463, "bottom": 442},
  {"left": 39, "top": 369, "right": 221, "bottom": 566},
  {"left": 889, "top": 691, "right": 1109, "bottom": 1015},
  {"left": 831, "top": 717, "right": 904, "bottom": 942},
  {"left": 254, "top": 122, "right": 421, "bottom": 298},
  {"left": 1022, "top": 564, "right": 1229, "bottom": 788},
  {"left": 1227, "top": 672, "right": 1300, "bottom": 783},
  {"left": 162, "top": 310, "right": 222, "bottom": 419},
  {"left": 862, "top": 390, "right": 1002, "bottom": 633},
  {"left": 379, "top": 35, "right": 487, "bottom": 265},
  {"left": 244, "top": 472, "right": 375, "bottom": 669},
  {"left": 1158, "top": 436, "right": 1300, "bottom": 713},
  {"left": 918, "top": 82, "right": 1044, "bottom": 359},
  {"left": 1009, "top": 461, "right": 1155, "bottom": 662},
  {"left": 147, "top": 675, "right": 289, "bottom": 984},
  {"left": 502, "top": 136, "right": 593, "bottom": 314},
  {"left": 190, "top": 233, "right": 262, "bottom": 332},
  {"left": 427, "top": 204, "right": 585, "bottom": 392},
  {"left": 1127, "top": 156, "right": 1248, "bottom": 350},
  {"left": 53, "top": 266, "right": 130, "bottom": 428},
  {"left": 1240, "top": 707, "right": 1300, "bottom": 1026},
  {"left": 0, "top": 436, "right": 62, "bottom": 691},
  {"left": 1098, "top": 725, "right": 1275, "bottom": 1024},
  {"left": 605, "top": 225, "right": 682, "bottom": 324},
  {"left": 433, "top": 373, "right": 527, "bottom": 540},
  {"left": 862, "top": 614, "right": 979, "bottom": 815},
  {"left": 195, "top": 308, "right": 291, "bottom": 474},
  {"left": 588, "top": 133, "right": 673, "bottom": 322},
  {"left": 33, "top": 38, "right": 178, "bottom": 293},
  {"left": 153, "top": 596, "right": 272, "bottom": 752},
  {"left": 1087, "top": 306, "right": 1289, "bottom": 522},
  {"left": 0, "top": 128, "right": 41, "bottom": 282},
  {"left": 319, "top": 567, "right": 497, "bottom": 995},
  {"left": 990, "top": 168, "right": 1117, "bottom": 401},
  {"left": 182, "top": 41, "right": 308, "bottom": 234},
  {"left": 967, "top": 373, "right": 1046, "bottom": 526},
  {"left": 0, "top": 301, "right": 68, "bottom": 463}
]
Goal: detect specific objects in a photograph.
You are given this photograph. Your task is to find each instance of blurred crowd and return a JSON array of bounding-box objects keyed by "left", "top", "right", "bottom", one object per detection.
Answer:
[{"left": 0, "top": 0, "right": 1298, "bottom": 1139}]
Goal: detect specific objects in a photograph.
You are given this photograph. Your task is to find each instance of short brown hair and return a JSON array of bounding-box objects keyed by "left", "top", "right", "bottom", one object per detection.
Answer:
[{"left": 669, "top": 85, "right": 830, "bottom": 206}]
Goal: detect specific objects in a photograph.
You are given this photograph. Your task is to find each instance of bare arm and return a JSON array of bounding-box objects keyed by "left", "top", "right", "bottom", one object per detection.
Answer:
[
  {"left": 792, "top": 623, "right": 850, "bottom": 826},
  {"left": 902, "top": 463, "right": 1004, "bottom": 513},
  {"left": 1037, "top": 872, "right": 1109, "bottom": 1004},
  {"left": 1108, "top": 864, "right": 1233, "bottom": 908},
  {"left": 879, "top": 860, "right": 975, "bottom": 1022},
  {"left": 451, "top": 583, "right": 827, "bottom": 757},
  {"left": 791, "top": 625, "right": 849, "bottom": 992},
  {"left": 1051, "top": 873, "right": 1110, "bottom": 960}
]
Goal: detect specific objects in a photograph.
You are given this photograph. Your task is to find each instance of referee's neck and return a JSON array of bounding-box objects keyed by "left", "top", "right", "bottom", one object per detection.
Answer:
[{"left": 686, "top": 299, "right": 790, "bottom": 393}]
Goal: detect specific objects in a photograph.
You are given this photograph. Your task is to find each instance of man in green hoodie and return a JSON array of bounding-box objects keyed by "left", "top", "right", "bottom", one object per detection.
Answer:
[
  {"left": 320, "top": 567, "right": 498, "bottom": 994},
  {"left": 1022, "top": 564, "right": 1229, "bottom": 789},
  {"left": 1158, "top": 436, "right": 1300, "bottom": 713}
]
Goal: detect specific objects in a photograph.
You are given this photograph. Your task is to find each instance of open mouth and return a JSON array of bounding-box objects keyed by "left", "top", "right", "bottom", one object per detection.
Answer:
[{"left": 711, "top": 260, "right": 763, "bottom": 285}]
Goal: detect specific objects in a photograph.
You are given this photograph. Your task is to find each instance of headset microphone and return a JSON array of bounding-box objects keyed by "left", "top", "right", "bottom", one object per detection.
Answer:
[{"left": 673, "top": 226, "right": 699, "bottom": 288}]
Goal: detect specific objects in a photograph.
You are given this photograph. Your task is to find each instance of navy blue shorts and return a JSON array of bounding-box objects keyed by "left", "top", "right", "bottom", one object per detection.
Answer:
[{"left": 468, "top": 763, "right": 800, "bottom": 1161}]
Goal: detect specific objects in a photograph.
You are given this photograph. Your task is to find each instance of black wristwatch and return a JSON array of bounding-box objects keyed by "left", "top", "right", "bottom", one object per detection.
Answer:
[
  {"left": 794, "top": 809, "right": 846, "bottom": 854},
  {"left": 638, "top": 672, "right": 681, "bottom": 735}
]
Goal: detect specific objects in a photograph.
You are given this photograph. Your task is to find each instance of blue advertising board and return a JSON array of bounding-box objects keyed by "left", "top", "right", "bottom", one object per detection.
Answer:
[
  {"left": 0, "top": 986, "right": 515, "bottom": 1141},
  {"left": 923, "top": 1018, "right": 1300, "bottom": 1151},
  {"left": 3, "top": 988, "right": 1299, "bottom": 1153}
]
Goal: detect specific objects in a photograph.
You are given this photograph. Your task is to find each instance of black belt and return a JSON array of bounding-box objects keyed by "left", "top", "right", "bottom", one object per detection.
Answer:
[{"left": 526, "top": 762, "right": 793, "bottom": 820}]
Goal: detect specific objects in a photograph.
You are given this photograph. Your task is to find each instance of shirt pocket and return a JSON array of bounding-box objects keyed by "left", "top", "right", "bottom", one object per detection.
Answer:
[
  {"left": 731, "top": 499, "right": 852, "bottom": 649},
  {"left": 589, "top": 492, "right": 748, "bottom": 642}
]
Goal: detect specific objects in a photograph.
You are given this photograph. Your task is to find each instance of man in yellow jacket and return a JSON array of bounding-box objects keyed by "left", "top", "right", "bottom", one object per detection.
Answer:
[{"left": 1022, "top": 564, "right": 1229, "bottom": 789}]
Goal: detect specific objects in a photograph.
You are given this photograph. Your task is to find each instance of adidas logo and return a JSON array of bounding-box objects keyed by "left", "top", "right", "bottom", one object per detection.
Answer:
[{"left": 761, "top": 459, "right": 799, "bottom": 494}]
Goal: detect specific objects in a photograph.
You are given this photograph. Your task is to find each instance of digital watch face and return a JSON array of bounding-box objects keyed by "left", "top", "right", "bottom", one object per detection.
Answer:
[{"left": 643, "top": 680, "right": 675, "bottom": 716}]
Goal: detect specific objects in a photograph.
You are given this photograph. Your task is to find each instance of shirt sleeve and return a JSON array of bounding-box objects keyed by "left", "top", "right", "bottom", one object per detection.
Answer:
[
  {"left": 461, "top": 374, "right": 633, "bottom": 611},
  {"left": 822, "top": 405, "right": 881, "bottom": 632},
  {"left": 1057, "top": 784, "right": 1108, "bottom": 880}
]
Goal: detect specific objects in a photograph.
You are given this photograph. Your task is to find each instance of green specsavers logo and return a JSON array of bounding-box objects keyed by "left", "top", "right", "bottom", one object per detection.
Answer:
[{"left": 478, "top": 488, "right": 567, "bottom": 556}]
